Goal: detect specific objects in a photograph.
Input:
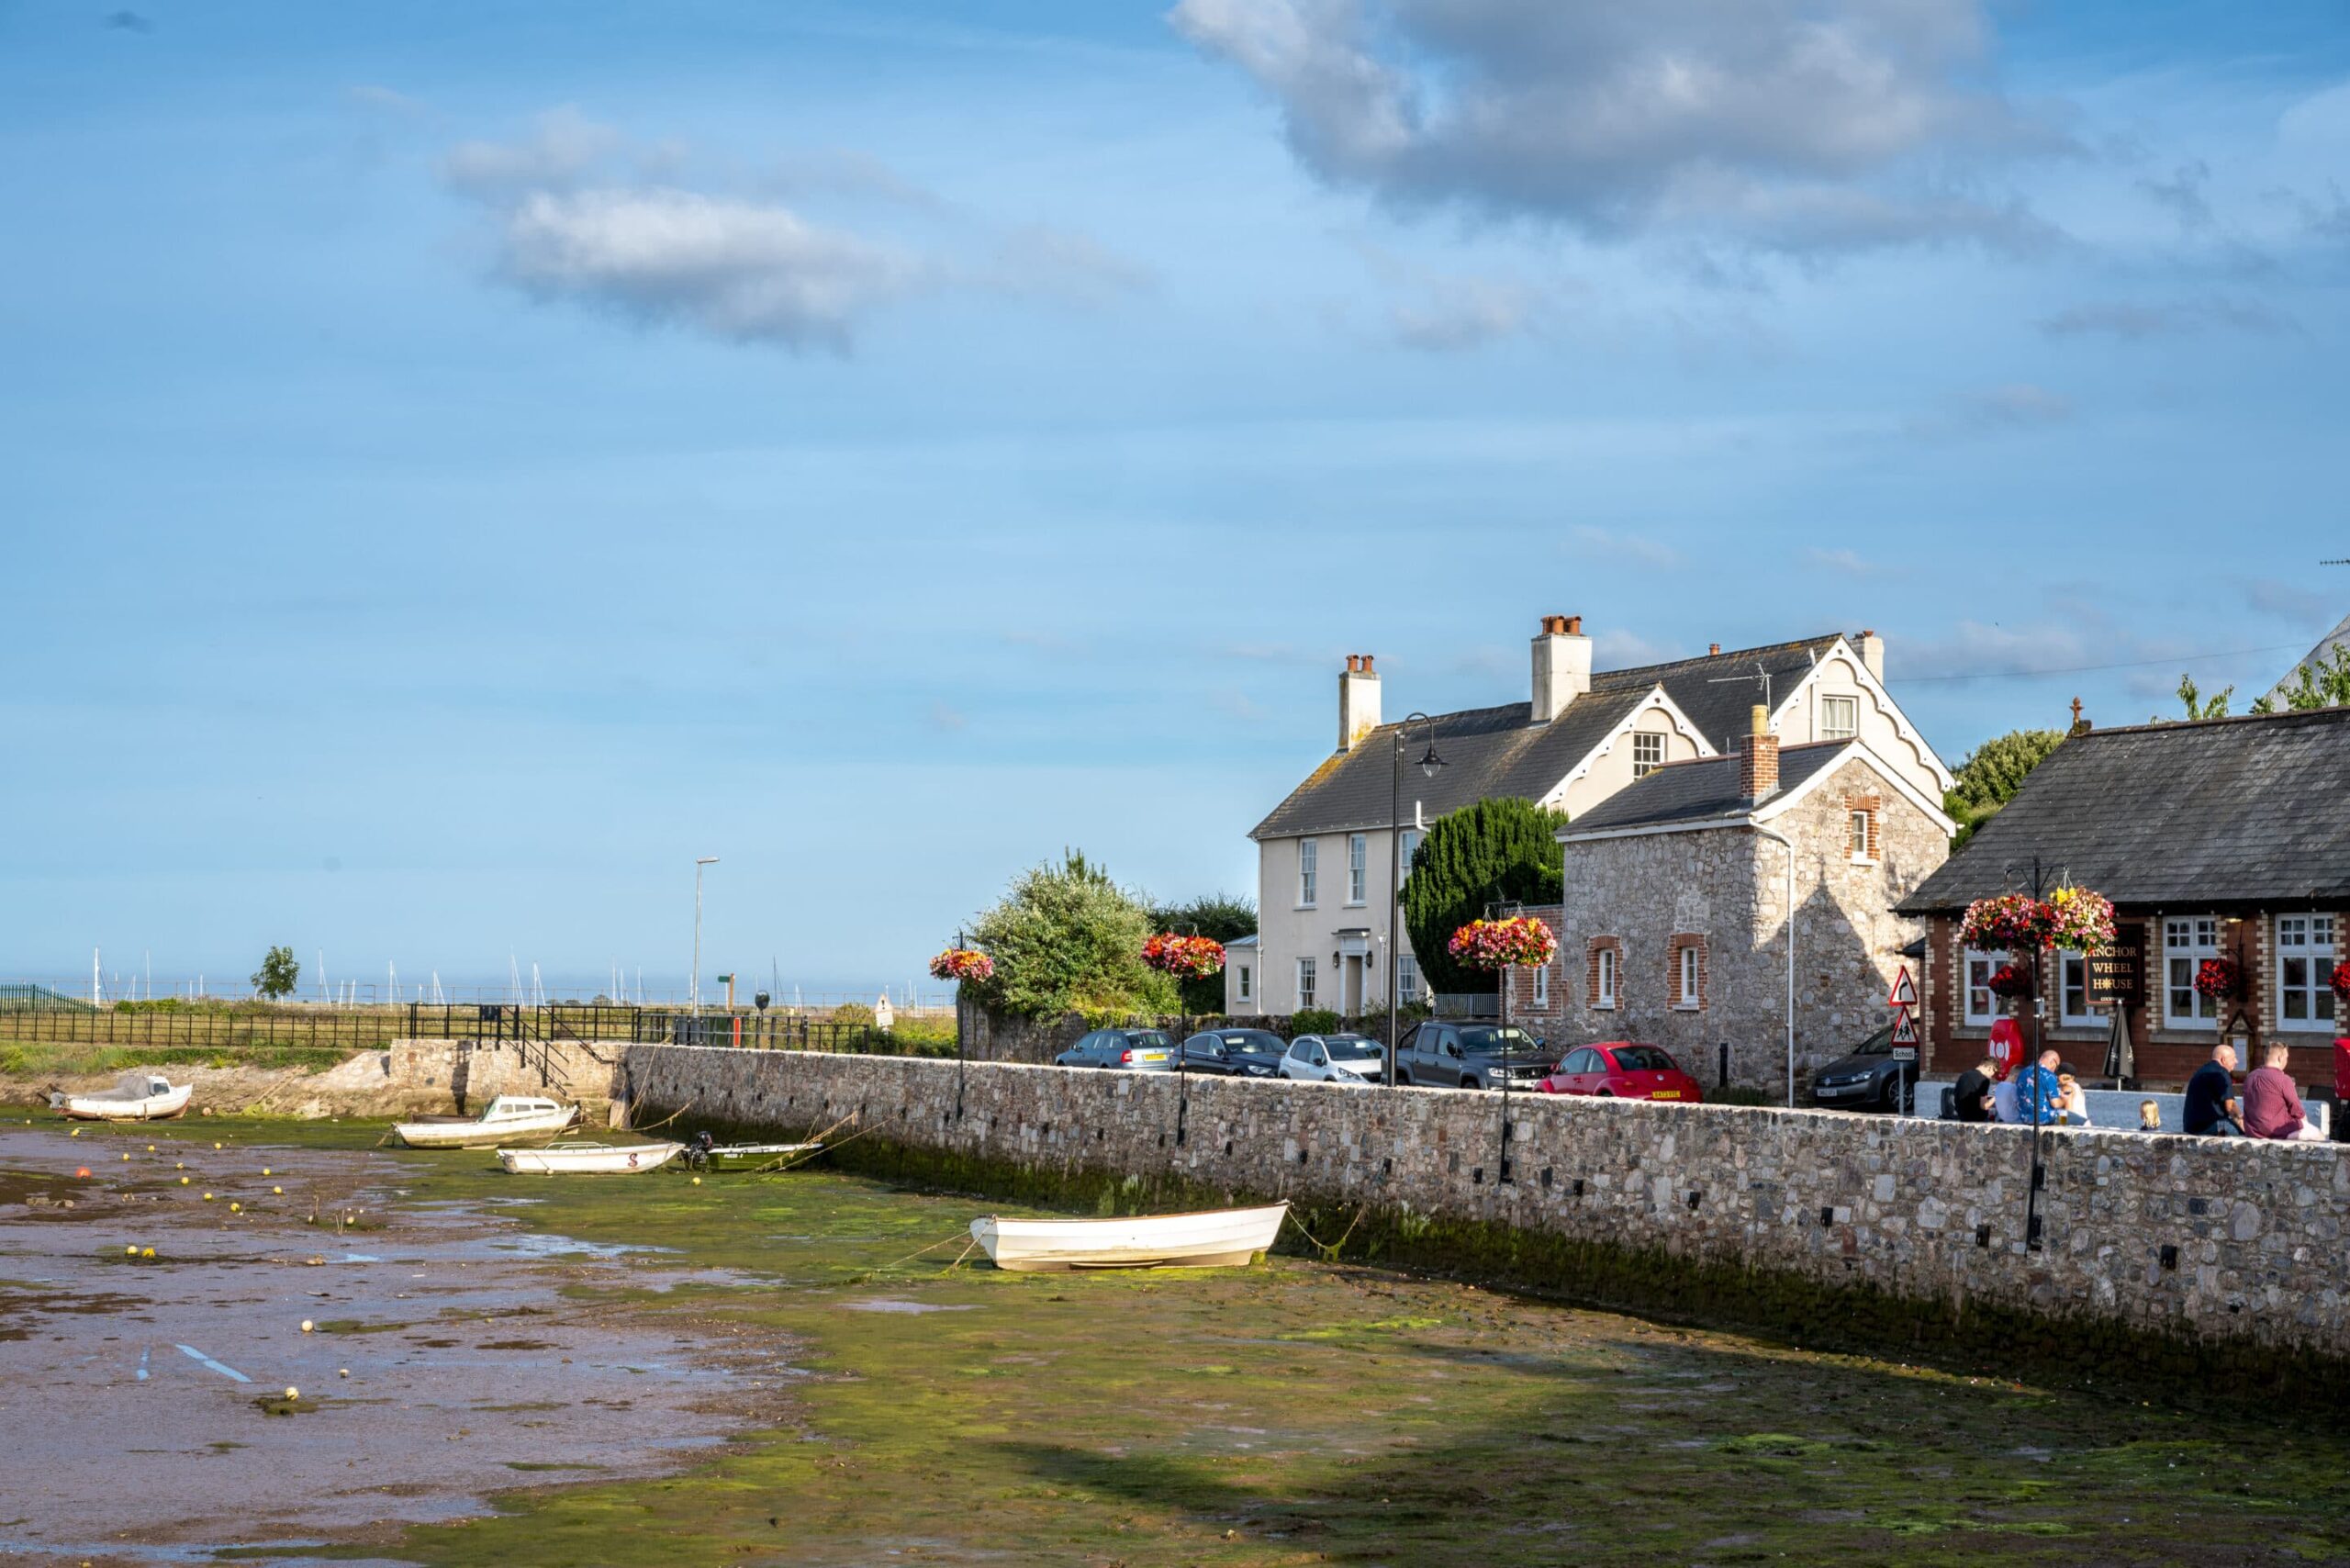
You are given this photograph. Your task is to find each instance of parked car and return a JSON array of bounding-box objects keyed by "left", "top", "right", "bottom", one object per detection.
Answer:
[
  {"left": 1536, "top": 1042, "right": 1705, "bottom": 1103},
  {"left": 1807, "top": 1023, "right": 1917, "bottom": 1113},
  {"left": 1055, "top": 1028, "right": 1175, "bottom": 1071},
  {"left": 1178, "top": 1029, "right": 1287, "bottom": 1078},
  {"left": 1393, "top": 1022, "right": 1549, "bottom": 1089},
  {"left": 1279, "top": 1033, "right": 1388, "bottom": 1085}
]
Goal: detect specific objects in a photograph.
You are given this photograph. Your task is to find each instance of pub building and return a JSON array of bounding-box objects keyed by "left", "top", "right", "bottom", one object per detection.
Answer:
[{"left": 1896, "top": 704, "right": 2350, "bottom": 1091}]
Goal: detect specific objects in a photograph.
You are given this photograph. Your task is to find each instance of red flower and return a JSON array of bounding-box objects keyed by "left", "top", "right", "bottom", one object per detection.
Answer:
[
  {"left": 1986, "top": 963, "right": 2033, "bottom": 999},
  {"left": 929, "top": 948, "right": 994, "bottom": 983},
  {"left": 2333, "top": 959, "right": 2350, "bottom": 1002},
  {"left": 1446, "top": 917, "right": 1559, "bottom": 971},
  {"left": 2193, "top": 958, "right": 2240, "bottom": 1002},
  {"left": 1142, "top": 934, "right": 1226, "bottom": 980}
]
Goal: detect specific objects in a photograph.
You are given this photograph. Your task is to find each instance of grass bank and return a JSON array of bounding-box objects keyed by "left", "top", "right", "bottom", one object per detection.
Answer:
[{"left": 0, "top": 1039, "right": 351, "bottom": 1079}]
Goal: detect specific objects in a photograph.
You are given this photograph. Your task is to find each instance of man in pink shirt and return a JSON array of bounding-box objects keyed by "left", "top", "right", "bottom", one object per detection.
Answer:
[{"left": 2244, "top": 1044, "right": 2325, "bottom": 1141}]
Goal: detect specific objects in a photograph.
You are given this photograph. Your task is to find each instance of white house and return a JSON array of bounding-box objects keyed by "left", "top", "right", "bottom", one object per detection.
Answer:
[{"left": 1227, "top": 615, "right": 1951, "bottom": 1018}]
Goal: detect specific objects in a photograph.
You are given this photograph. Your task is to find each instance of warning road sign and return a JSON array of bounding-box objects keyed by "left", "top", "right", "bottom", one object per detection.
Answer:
[
  {"left": 1886, "top": 966, "right": 1918, "bottom": 1010},
  {"left": 1890, "top": 1009, "right": 1919, "bottom": 1047}
]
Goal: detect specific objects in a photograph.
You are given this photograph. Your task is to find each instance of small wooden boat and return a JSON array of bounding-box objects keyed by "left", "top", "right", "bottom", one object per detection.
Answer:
[
  {"left": 50, "top": 1071, "right": 192, "bottom": 1122},
  {"left": 969, "top": 1202, "right": 1289, "bottom": 1272},
  {"left": 688, "top": 1139, "right": 822, "bottom": 1172},
  {"left": 393, "top": 1094, "right": 577, "bottom": 1149},
  {"left": 497, "top": 1141, "right": 684, "bottom": 1175}
]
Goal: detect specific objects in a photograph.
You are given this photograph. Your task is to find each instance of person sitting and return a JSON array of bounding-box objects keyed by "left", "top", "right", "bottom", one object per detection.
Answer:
[
  {"left": 1952, "top": 1057, "right": 2000, "bottom": 1124},
  {"left": 2244, "top": 1043, "right": 2326, "bottom": 1141},
  {"left": 2183, "top": 1044, "right": 2243, "bottom": 1137},
  {"left": 2055, "top": 1064, "right": 2092, "bottom": 1126},
  {"left": 2011, "top": 1049, "right": 2065, "bottom": 1127},
  {"left": 2137, "top": 1099, "right": 2163, "bottom": 1133},
  {"left": 1992, "top": 1075, "right": 2020, "bottom": 1124}
]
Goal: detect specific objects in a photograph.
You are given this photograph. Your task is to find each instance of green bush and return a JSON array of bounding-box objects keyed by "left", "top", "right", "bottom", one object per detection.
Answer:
[
  {"left": 829, "top": 1002, "right": 877, "bottom": 1026},
  {"left": 1401, "top": 798, "right": 1568, "bottom": 997},
  {"left": 964, "top": 851, "right": 1178, "bottom": 1021},
  {"left": 1291, "top": 1007, "right": 1343, "bottom": 1036}
]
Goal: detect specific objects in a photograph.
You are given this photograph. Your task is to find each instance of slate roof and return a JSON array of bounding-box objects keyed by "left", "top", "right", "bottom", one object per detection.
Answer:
[
  {"left": 1560, "top": 742, "right": 1854, "bottom": 835},
  {"left": 1897, "top": 706, "right": 2350, "bottom": 913},
  {"left": 1249, "top": 633, "right": 1849, "bottom": 840}
]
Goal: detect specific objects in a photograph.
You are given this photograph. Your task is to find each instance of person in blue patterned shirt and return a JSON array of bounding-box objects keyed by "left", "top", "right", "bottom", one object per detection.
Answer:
[{"left": 2011, "top": 1049, "right": 2065, "bottom": 1127}]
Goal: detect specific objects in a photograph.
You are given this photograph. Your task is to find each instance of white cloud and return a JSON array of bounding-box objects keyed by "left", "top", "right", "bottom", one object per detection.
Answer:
[
  {"left": 2038, "top": 297, "right": 2289, "bottom": 341},
  {"left": 1170, "top": 0, "right": 2066, "bottom": 256},
  {"left": 440, "top": 110, "right": 1143, "bottom": 352},
  {"left": 1567, "top": 523, "right": 1680, "bottom": 567},
  {"left": 1805, "top": 545, "right": 1894, "bottom": 578},
  {"left": 1904, "top": 382, "right": 2073, "bottom": 441}
]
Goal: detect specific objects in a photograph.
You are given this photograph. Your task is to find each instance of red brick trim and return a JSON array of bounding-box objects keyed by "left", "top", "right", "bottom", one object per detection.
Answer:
[
  {"left": 1666, "top": 933, "right": 1708, "bottom": 1011},
  {"left": 1586, "top": 936, "right": 1623, "bottom": 1010}
]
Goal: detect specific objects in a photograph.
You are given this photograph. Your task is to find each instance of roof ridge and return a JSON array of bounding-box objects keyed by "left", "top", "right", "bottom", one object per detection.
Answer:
[
  {"left": 1593, "top": 632, "right": 1846, "bottom": 683},
  {"left": 2069, "top": 705, "right": 2350, "bottom": 739}
]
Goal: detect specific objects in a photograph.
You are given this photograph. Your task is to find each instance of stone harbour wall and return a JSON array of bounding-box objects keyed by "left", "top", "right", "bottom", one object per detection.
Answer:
[{"left": 622, "top": 1044, "right": 2350, "bottom": 1383}]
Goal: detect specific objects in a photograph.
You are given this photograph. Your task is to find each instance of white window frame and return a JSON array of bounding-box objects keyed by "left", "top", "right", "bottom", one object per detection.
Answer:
[
  {"left": 2277, "top": 914, "right": 2338, "bottom": 1033},
  {"left": 1237, "top": 965, "right": 1252, "bottom": 1002},
  {"left": 1396, "top": 829, "right": 1421, "bottom": 889},
  {"left": 1296, "top": 957, "right": 1316, "bottom": 1011},
  {"left": 1847, "top": 810, "right": 1874, "bottom": 863},
  {"left": 2164, "top": 915, "right": 2221, "bottom": 1029},
  {"left": 1819, "top": 693, "right": 1859, "bottom": 742},
  {"left": 2057, "top": 950, "right": 2096, "bottom": 1028},
  {"left": 1347, "top": 834, "right": 1368, "bottom": 905},
  {"left": 1396, "top": 953, "right": 1419, "bottom": 1003},
  {"left": 1595, "top": 946, "right": 1618, "bottom": 1010},
  {"left": 1963, "top": 947, "right": 2003, "bottom": 1028},
  {"left": 1631, "top": 732, "right": 1665, "bottom": 778},
  {"left": 1678, "top": 944, "right": 1700, "bottom": 1008},
  {"left": 1297, "top": 839, "right": 1318, "bottom": 908},
  {"left": 1532, "top": 961, "right": 1550, "bottom": 1008}
]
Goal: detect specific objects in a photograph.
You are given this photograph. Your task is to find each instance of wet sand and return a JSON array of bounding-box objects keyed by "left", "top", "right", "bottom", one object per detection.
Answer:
[{"left": 0, "top": 1124, "right": 789, "bottom": 1564}]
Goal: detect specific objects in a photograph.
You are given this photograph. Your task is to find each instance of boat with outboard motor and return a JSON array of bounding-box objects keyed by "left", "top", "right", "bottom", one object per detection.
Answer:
[{"left": 393, "top": 1094, "right": 577, "bottom": 1149}]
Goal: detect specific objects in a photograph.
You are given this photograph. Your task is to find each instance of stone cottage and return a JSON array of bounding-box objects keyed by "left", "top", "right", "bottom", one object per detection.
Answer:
[{"left": 1500, "top": 710, "right": 1953, "bottom": 1097}]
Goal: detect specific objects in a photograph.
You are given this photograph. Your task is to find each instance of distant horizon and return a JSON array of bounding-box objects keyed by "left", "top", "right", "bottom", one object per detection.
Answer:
[{"left": 6, "top": 962, "right": 956, "bottom": 1011}]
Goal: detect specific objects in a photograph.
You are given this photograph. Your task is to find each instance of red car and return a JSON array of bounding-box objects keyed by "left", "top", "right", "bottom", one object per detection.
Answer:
[{"left": 1537, "top": 1042, "right": 1706, "bottom": 1103}]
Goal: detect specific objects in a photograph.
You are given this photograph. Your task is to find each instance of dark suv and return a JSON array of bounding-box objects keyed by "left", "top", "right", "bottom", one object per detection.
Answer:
[
  {"left": 1177, "top": 1029, "right": 1286, "bottom": 1078},
  {"left": 1055, "top": 1029, "right": 1175, "bottom": 1071},
  {"left": 1393, "top": 1021, "right": 1549, "bottom": 1089}
]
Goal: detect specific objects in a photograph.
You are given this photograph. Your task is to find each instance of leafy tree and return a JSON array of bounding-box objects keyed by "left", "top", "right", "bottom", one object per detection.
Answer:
[
  {"left": 2177, "top": 673, "right": 2233, "bottom": 721},
  {"left": 1401, "top": 798, "right": 1567, "bottom": 998},
  {"left": 1945, "top": 728, "right": 2065, "bottom": 847},
  {"left": 2253, "top": 643, "right": 2350, "bottom": 713},
  {"left": 1146, "top": 890, "right": 1258, "bottom": 1014},
  {"left": 251, "top": 945, "right": 299, "bottom": 1001},
  {"left": 965, "top": 850, "right": 1178, "bottom": 1022}
]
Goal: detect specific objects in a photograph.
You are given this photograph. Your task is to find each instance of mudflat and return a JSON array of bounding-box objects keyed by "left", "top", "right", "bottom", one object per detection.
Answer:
[{"left": 4, "top": 1115, "right": 2349, "bottom": 1566}]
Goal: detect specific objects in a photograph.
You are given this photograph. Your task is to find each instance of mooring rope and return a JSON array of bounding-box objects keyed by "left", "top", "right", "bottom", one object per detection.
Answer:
[{"left": 1281, "top": 1204, "right": 1365, "bottom": 1262}]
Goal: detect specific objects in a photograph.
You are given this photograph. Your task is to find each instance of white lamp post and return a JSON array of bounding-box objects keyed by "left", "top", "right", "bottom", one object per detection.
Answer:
[{"left": 691, "top": 857, "right": 720, "bottom": 1016}]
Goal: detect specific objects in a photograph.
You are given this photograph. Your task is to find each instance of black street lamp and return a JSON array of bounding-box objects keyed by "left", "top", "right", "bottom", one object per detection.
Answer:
[{"left": 1386, "top": 713, "right": 1445, "bottom": 1083}]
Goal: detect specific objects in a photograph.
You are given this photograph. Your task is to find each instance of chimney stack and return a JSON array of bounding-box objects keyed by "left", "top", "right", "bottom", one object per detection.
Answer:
[
  {"left": 1739, "top": 703, "right": 1780, "bottom": 803},
  {"left": 1338, "top": 654, "right": 1382, "bottom": 751},
  {"left": 1530, "top": 614, "right": 1593, "bottom": 724},
  {"left": 1856, "top": 629, "right": 1885, "bottom": 683},
  {"left": 1709, "top": 643, "right": 1721, "bottom": 656}
]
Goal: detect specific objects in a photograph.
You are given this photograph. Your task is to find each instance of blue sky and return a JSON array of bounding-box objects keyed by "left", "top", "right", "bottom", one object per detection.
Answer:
[{"left": 6, "top": 0, "right": 2348, "bottom": 998}]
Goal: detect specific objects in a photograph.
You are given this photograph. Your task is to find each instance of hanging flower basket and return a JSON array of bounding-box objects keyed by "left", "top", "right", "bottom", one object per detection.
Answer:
[
  {"left": 1447, "top": 916, "right": 1559, "bottom": 970},
  {"left": 1987, "top": 963, "right": 2035, "bottom": 1000},
  {"left": 2333, "top": 959, "right": 2350, "bottom": 1003},
  {"left": 2193, "top": 958, "right": 2241, "bottom": 1002},
  {"left": 929, "top": 948, "right": 994, "bottom": 983},
  {"left": 2044, "top": 887, "right": 2116, "bottom": 955},
  {"left": 1142, "top": 934, "right": 1225, "bottom": 980},
  {"left": 1959, "top": 893, "right": 2054, "bottom": 954}
]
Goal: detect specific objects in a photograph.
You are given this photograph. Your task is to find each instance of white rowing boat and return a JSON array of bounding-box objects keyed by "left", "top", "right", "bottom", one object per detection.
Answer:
[
  {"left": 969, "top": 1202, "right": 1289, "bottom": 1272},
  {"left": 394, "top": 1094, "right": 577, "bottom": 1149},
  {"left": 497, "top": 1141, "right": 684, "bottom": 1175},
  {"left": 50, "top": 1071, "right": 192, "bottom": 1122}
]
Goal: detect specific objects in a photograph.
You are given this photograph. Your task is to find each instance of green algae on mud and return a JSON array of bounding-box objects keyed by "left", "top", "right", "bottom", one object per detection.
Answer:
[{"left": 17, "top": 1117, "right": 2350, "bottom": 1567}]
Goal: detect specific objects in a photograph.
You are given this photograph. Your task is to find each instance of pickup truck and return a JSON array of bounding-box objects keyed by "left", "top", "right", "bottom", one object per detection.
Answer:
[{"left": 1392, "top": 1021, "right": 1549, "bottom": 1090}]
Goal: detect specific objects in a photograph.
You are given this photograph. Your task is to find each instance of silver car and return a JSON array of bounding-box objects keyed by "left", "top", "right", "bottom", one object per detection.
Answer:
[{"left": 1279, "top": 1033, "right": 1387, "bottom": 1085}]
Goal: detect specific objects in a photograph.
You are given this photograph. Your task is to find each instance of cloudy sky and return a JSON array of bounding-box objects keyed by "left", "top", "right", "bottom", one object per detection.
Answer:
[{"left": 6, "top": 0, "right": 2347, "bottom": 996}]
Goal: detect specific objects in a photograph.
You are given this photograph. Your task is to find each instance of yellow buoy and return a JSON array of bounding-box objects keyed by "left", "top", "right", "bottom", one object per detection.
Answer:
[
  {"left": 213, "top": 1142, "right": 222, "bottom": 1150},
  {"left": 141, "top": 1247, "right": 155, "bottom": 1259},
  {"left": 338, "top": 1368, "right": 349, "bottom": 1378},
  {"left": 147, "top": 1144, "right": 155, "bottom": 1151},
  {"left": 121, "top": 1153, "right": 130, "bottom": 1161},
  {"left": 691, "top": 1176, "right": 702, "bottom": 1185},
  {"left": 178, "top": 1177, "right": 190, "bottom": 1186},
  {"left": 284, "top": 1386, "right": 298, "bottom": 1400},
  {"left": 70, "top": 1128, "right": 80, "bottom": 1137},
  {"left": 125, "top": 1245, "right": 137, "bottom": 1256},
  {"left": 262, "top": 1168, "right": 271, "bottom": 1176},
  {"left": 273, "top": 1185, "right": 284, "bottom": 1194},
  {"left": 229, "top": 1202, "right": 242, "bottom": 1214}
]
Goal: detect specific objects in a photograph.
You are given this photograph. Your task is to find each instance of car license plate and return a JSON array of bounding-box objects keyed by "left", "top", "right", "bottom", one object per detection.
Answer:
[
  {"left": 1138, "top": 1051, "right": 1168, "bottom": 1062},
  {"left": 1651, "top": 1090, "right": 1681, "bottom": 1099}
]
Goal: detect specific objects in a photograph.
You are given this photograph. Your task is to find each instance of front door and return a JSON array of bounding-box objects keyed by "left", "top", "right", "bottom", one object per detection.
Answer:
[{"left": 1343, "top": 956, "right": 1364, "bottom": 1014}]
